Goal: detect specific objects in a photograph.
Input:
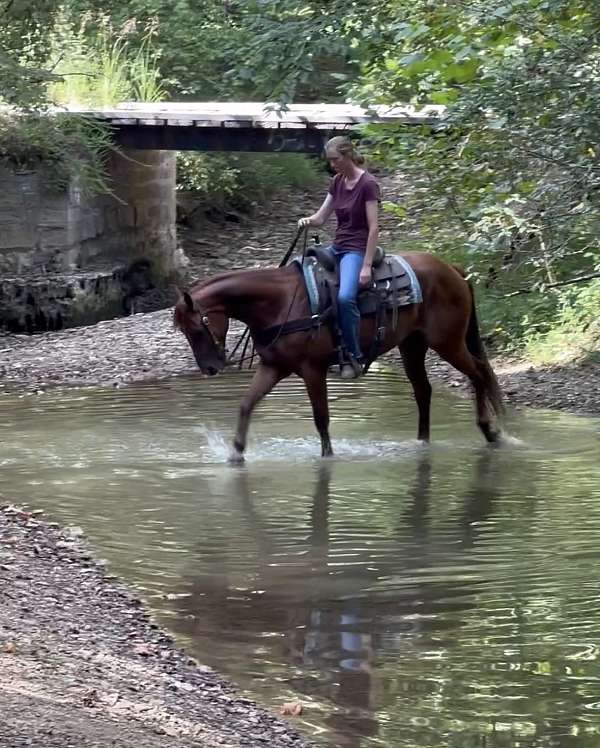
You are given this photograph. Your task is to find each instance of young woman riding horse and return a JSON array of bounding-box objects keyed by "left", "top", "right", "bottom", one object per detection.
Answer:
[
  {"left": 298, "top": 136, "right": 380, "bottom": 379},
  {"left": 174, "top": 151, "right": 504, "bottom": 463}
]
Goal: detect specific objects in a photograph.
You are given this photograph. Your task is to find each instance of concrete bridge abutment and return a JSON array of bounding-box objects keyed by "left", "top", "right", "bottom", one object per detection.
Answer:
[
  {"left": 107, "top": 149, "right": 180, "bottom": 278},
  {"left": 0, "top": 149, "right": 184, "bottom": 334}
]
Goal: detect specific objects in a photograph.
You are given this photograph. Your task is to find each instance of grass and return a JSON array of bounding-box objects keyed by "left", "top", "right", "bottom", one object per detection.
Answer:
[
  {"left": 523, "top": 279, "right": 600, "bottom": 365},
  {"left": 48, "top": 11, "right": 164, "bottom": 107}
]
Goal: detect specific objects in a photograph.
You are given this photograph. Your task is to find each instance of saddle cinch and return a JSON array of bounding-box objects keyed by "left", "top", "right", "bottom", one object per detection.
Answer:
[{"left": 291, "top": 243, "right": 423, "bottom": 367}]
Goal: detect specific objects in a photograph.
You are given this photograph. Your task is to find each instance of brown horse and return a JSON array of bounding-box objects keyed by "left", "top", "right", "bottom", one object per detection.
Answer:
[{"left": 174, "top": 252, "right": 503, "bottom": 461}]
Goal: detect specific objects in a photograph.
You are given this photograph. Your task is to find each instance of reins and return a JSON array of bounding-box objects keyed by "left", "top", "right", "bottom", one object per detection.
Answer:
[{"left": 226, "top": 226, "right": 309, "bottom": 368}]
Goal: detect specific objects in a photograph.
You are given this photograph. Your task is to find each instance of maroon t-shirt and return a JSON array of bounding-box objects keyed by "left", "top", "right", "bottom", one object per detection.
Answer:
[{"left": 327, "top": 171, "right": 380, "bottom": 251}]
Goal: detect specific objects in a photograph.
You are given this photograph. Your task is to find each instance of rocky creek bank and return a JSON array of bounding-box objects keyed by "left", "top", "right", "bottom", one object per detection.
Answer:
[{"left": 0, "top": 505, "right": 312, "bottom": 748}]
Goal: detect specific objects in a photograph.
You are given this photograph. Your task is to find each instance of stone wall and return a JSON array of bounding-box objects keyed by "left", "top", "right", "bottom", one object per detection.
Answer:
[
  {"left": 0, "top": 168, "right": 102, "bottom": 276},
  {"left": 0, "top": 151, "right": 185, "bottom": 333}
]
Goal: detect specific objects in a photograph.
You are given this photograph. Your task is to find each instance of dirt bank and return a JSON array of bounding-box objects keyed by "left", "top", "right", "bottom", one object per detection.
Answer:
[
  {"left": 0, "top": 179, "right": 598, "bottom": 416},
  {"left": 0, "top": 505, "right": 312, "bottom": 748}
]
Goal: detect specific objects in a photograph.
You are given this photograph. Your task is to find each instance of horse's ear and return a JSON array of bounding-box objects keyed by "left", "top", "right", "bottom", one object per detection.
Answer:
[{"left": 183, "top": 291, "right": 195, "bottom": 313}]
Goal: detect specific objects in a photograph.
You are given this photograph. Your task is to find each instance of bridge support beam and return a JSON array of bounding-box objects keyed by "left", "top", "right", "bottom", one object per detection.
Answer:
[
  {"left": 113, "top": 124, "right": 332, "bottom": 153},
  {"left": 107, "top": 149, "right": 182, "bottom": 278}
]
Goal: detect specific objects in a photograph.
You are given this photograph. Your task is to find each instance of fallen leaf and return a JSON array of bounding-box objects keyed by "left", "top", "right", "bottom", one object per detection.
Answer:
[
  {"left": 132, "top": 642, "right": 155, "bottom": 657},
  {"left": 3, "top": 642, "right": 16, "bottom": 654},
  {"left": 83, "top": 689, "right": 99, "bottom": 707},
  {"left": 279, "top": 702, "right": 303, "bottom": 717}
]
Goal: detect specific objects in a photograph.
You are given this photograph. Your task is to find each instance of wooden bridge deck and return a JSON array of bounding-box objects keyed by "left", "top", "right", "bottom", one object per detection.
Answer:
[{"left": 63, "top": 101, "right": 445, "bottom": 152}]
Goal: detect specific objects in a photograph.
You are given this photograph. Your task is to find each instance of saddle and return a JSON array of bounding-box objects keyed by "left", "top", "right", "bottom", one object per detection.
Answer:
[
  {"left": 254, "top": 244, "right": 422, "bottom": 370},
  {"left": 304, "top": 244, "right": 416, "bottom": 317}
]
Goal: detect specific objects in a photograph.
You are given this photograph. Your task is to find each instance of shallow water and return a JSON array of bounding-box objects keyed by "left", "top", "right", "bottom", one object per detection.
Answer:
[{"left": 1, "top": 367, "right": 600, "bottom": 747}]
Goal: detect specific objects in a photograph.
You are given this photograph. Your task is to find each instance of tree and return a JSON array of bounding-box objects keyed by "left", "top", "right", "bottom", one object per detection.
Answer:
[
  {"left": 351, "top": 0, "right": 600, "bottom": 290},
  {"left": 0, "top": 0, "right": 61, "bottom": 107}
]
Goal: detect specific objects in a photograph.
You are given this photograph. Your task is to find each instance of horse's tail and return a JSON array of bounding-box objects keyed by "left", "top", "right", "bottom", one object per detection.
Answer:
[{"left": 456, "top": 268, "right": 505, "bottom": 419}]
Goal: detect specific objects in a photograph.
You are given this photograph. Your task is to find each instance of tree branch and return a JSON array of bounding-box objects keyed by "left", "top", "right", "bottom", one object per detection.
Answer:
[{"left": 504, "top": 272, "right": 600, "bottom": 297}]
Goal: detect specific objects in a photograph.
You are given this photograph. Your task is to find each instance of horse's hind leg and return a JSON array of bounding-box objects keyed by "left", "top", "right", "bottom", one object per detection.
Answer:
[
  {"left": 231, "top": 363, "right": 286, "bottom": 463},
  {"left": 432, "top": 341, "right": 500, "bottom": 443},
  {"left": 302, "top": 365, "right": 333, "bottom": 457},
  {"left": 399, "top": 332, "right": 431, "bottom": 442}
]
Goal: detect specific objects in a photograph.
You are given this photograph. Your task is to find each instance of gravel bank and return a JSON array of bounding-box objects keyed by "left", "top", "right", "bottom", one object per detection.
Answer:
[{"left": 0, "top": 505, "right": 312, "bottom": 748}]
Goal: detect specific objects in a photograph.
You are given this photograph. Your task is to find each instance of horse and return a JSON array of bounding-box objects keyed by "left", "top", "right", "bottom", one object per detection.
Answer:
[{"left": 173, "top": 252, "right": 504, "bottom": 462}]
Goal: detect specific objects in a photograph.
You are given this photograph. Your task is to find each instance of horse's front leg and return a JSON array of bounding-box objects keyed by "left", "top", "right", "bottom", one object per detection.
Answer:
[
  {"left": 231, "top": 363, "right": 286, "bottom": 463},
  {"left": 302, "top": 365, "right": 333, "bottom": 457}
]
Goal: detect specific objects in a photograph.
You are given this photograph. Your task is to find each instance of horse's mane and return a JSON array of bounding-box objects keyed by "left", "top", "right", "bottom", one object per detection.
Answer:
[
  {"left": 173, "top": 264, "right": 292, "bottom": 330},
  {"left": 188, "top": 264, "right": 284, "bottom": 290}
]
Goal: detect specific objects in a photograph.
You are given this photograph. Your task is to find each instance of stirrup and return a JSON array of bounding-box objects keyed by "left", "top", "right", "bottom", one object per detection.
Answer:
[{"left": 340, "top": 355, "right": 364, "bottom": 379}]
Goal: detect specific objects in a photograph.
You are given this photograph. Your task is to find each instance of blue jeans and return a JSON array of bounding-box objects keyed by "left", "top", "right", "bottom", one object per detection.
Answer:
[{"left": 333, "top": 249, "right": 364, "bottom": 360}]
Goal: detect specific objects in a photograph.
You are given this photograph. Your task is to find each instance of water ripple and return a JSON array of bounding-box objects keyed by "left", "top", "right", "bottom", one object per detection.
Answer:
[{"left": 0, "top": 370, "right": 599, "bottom": 748}]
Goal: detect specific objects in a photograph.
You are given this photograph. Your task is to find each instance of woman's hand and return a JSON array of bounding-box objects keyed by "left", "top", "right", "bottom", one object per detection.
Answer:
[
  {"left": 299, "top": 196, "right": 333, "bottom": 229},
  {"left": 359, "top": 263, "right": 373, "bottom": 288}
]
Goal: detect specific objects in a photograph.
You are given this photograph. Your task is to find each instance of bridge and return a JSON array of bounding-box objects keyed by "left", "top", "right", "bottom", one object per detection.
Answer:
[
  {"left": 66, "top": 101, "right": 445, "bottom": 153},
  {"left": 1, "top": 101, "right": 445, "bottom": 333}
]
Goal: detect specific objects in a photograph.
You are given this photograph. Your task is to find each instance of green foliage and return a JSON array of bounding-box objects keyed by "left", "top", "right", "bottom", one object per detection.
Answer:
[
  {"left": 176, "top": 152, "right": 321, "bottom": 213},
  {"left": 0, "top": 1, "right": 61, "bottom": 108},
  {"left": 62, "top": 0, "right": 242, "bottom": 100},
  {"left": 349, "top": 0, "right": 600, "bottom": 360},
  {"left": 354, "top": 0, "right": 600, "bottom": 288},
  {"left": 59, "top": 0, "right": 386, "bottom": 101},
  {"left": 48, "top": 10, "right": 164, "bottom": 106},
  {"left": 1, "top": 7, "right": 163, "bottom": 196},
  {"left": 524, "top": 280, "right": 600, "bottom": 363},
  {"left": 0, "top": 112, "right": 113, "bottom": 194}
]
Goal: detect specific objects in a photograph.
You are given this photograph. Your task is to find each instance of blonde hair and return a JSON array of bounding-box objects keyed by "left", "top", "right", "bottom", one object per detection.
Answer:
[{"left": 325, "top": 136, "right": 365, "bottom": 166}]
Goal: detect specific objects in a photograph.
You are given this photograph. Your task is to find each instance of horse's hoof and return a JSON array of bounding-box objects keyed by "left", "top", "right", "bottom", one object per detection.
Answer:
[
  {"left": 490, "top": 430, "right": 505, "bottom": 446},
  {"left": 228, "top": 449, "right": 245, "bottom": 465}
]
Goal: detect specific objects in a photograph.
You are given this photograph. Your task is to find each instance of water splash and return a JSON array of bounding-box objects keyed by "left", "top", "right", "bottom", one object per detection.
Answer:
[{"left": 196, "top": 427, "right": 426, "bottom": 463}]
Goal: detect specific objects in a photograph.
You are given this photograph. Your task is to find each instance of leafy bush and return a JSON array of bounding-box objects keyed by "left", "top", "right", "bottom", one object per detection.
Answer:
[
  {"left": 48, "top": 10, "right": 164, "bottom": 106},
  {"left": 524, "top": 280, "right": 600, "bottom": 364},
  {"left": 176, "top": 152, "right": 321, "bottom": 213},
  {"left": 0, "top": 112, "right": 112, "bottom": 194}
]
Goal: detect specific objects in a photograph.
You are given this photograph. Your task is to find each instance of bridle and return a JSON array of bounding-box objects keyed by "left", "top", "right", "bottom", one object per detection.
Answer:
[
  {"left": 181, "top": 227, "right": 310, "bottom": 370},
  {"left": 192, "top": 307, "right": 227, "bottom": 361}
]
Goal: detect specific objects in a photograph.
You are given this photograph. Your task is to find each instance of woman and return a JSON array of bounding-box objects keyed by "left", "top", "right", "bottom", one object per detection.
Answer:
[{"left": 298, "top": 136, "right": 380, "bottom": 379}]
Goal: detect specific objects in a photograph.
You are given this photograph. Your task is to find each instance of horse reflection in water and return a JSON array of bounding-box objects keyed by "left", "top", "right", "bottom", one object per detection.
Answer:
[{"left": 166, "top": 454, "right": 504, "bottom": 748}]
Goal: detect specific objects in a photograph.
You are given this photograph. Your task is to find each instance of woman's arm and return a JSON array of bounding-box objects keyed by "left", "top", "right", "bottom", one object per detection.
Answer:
[
  {"left": 298, "top": 194, "right": 334, "bottom": 228},
  {"left": 359, "top": 200, "right": 379, "bottom": 286}
]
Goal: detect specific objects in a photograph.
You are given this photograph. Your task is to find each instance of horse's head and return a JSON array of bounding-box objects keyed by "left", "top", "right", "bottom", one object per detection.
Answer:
[{"left": 174, "top": 290, "right": 229, "bottom": 376}]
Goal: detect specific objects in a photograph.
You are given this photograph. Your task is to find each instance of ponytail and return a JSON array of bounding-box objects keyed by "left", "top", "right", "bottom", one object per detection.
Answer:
[{"left": 325, "top": 136, "right": 365, "bottom": 166}]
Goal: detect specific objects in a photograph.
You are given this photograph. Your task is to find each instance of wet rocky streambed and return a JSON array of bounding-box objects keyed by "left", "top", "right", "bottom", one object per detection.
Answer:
[{"left": 1, "top": 368, "right": 600, "bottom": 747}]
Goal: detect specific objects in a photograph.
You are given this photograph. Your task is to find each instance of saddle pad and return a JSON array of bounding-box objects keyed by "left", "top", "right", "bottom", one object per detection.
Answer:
[
  {"left": 292, "top": 254, "right": 422, "bottom": 316},
  {"left": 394, "top": 256, "right": 423, "bottom": 303}
]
